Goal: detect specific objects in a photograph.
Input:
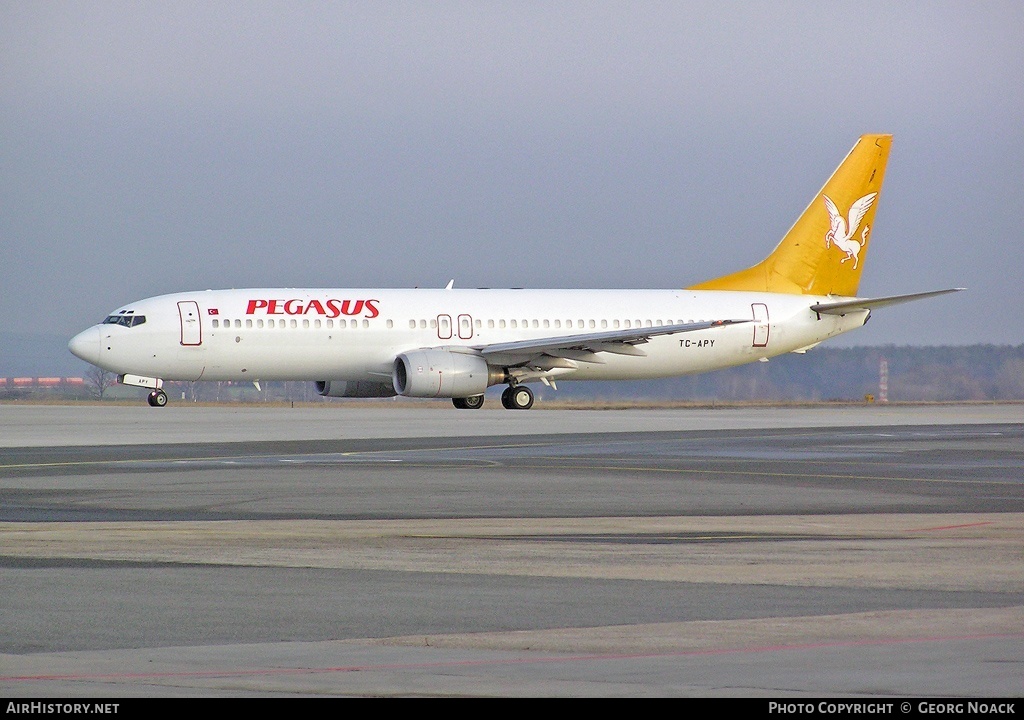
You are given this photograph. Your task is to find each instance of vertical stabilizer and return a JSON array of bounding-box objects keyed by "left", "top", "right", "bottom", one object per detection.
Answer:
[{"left": 689, "top": 134, "right": 891, "bottom": 296}]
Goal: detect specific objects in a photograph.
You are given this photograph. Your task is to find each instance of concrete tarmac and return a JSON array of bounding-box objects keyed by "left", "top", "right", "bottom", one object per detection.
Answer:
[{"left": 0, "top": 403, "right": 1022, "bottom": 697}]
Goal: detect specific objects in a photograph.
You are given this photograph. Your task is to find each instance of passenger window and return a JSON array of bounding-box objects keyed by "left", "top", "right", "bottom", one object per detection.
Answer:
[
  {"left": 235, "top": 319, "right": 242, "bottom": 329},
  {"left": 257, "top": 319, "right": 264, "bottom": 328},
  {"left": 409, "top": 319, "right": 416, "bottom": 329},
  {"left": 246, "top": 319, "right": 252, "bottom": 328},
  {"left": 386, "top": 319, "right": 393, "bottom": 328},
  {"left": 268, "top": 319, "right": 275, "bottom": 328},
  {"left": 511, "top": 320, "right": 517, "bottom": 329},
  {"left": 212, "top": 319, "right": 219, "bottom": 328},
  {"left": 303, "top": 319, "right": 309, "bottom": 328},
  {"left": 290, "top": 319, "right": 297, "bottom": 328}
]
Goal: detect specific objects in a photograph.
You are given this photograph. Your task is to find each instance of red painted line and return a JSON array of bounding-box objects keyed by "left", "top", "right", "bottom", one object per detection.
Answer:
[
  {"left": 3, "top": 631, "right": 1022, "bottom": 684},
  {"left": 907, "top": 521, "right": 995, "bottom": 532}
]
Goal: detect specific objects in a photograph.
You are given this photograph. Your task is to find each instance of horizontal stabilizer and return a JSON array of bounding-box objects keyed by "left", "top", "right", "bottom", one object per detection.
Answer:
[{"left": 810, "top": 288, "right": 964, "bottom": 316}]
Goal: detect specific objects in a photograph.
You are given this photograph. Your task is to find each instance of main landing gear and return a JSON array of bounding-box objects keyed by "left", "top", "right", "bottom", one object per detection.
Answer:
[
  {"left": 500, "top": 384, "right": 534, "bottom": 410},
  {"left": 147, "top": 389, "right": 168, "bottom": 407},
  {"left": 450, "top": 385, "right": 535, "bottom": 410},
  {"left": 452, "top": 394, "right": 485, "bottom": 410}
]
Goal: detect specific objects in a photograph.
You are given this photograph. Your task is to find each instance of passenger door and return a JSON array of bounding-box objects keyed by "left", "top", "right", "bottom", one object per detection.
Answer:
[{"left": 178, "top": 301, "right": 202, "bottom": 346}]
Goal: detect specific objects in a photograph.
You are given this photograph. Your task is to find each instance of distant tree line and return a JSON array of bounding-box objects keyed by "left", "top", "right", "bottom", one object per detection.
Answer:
[
  {"left": 5, "top": 345, "right": 1024, "bottom": 404},
  {"left": 546, "top": 345, "right": 1024, "bottom": 403},
  {"left": 156, "top": 345, "right": 1024, "bottom": 404}
]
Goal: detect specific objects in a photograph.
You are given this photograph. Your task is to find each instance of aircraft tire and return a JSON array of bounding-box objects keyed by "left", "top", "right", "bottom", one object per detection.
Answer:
[
  {"left": 148, "top": 390, "right": 168, "bottom": 407},
  {"left": 460, "top": 394, "right": 485, "bottom": 410},
  {"left": 502, "top": 385, "right": 533, "bottom": 410}
]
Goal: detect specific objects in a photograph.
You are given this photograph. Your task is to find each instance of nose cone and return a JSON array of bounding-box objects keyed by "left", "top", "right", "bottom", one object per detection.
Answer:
[{"left": 68, "top": 327, "right": 102, "bottom": 365}]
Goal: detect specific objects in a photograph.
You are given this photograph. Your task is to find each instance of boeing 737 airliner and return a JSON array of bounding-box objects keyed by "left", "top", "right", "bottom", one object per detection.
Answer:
[{"left": 69, "top": 135, "right": 960, "bottom": 409}]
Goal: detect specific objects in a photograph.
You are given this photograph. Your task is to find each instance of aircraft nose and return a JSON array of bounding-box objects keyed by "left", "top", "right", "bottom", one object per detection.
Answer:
[{"left": 68, "top": 327, "right": 102, "bottom": 365}]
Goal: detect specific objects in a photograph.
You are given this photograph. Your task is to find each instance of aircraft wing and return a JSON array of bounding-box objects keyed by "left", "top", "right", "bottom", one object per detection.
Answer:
[
  {"left": 810, "top": 288, "right": 965, "bottom": 316},
  {"left": 475, "top": 318, "right": 751, "bottom": 365}
]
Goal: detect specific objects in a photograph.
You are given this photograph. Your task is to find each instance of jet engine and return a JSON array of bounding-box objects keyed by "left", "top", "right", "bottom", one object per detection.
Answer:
[
  {"left": 314, "top": 380, "right": 397, "bottom": 398},
  {"left": 393, "top": 349, "right": 504, "bottom": 398}
]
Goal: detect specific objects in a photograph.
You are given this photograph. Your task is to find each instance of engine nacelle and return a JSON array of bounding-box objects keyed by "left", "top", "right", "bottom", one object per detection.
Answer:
[
  {"left": 314, "top": 380, "right": 397, "bottom": 398},
  {"left": 393, "top": 350, "right": 503, "bottom": 398}
]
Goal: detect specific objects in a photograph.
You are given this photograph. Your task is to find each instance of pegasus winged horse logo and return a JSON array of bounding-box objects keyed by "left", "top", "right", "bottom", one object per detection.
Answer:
[{"left": 823, "top": 192, "right": 877, "bottom": 269}]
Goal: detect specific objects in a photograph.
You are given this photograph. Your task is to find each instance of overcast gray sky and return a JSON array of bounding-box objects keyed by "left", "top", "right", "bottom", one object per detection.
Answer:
[{"left": 2, "top": 1, "right": 1022, "bottom": 347}]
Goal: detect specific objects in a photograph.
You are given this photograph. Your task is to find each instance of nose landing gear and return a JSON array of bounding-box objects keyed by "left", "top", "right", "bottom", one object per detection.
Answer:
[{"left": 118, "top": 374, "right": 168, "bottom": 407}]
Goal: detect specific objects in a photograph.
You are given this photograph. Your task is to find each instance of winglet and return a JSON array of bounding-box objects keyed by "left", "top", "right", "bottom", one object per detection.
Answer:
[{"left": 689, "top": 135, "right": 892, "bottom": 296}]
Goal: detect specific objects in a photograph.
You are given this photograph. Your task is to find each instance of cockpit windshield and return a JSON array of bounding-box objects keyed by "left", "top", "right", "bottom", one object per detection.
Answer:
[{"left": 102, "top": 312, "right": 146, "bottom": 328}]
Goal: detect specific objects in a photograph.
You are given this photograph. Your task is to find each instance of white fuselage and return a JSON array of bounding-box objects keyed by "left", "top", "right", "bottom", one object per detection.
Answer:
[{"left": 70, "top": 287, "right": 867, "bottom": 385}]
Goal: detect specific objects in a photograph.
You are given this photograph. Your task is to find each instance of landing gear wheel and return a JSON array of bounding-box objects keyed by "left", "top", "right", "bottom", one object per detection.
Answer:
[
  {"left": 147, "top": 389, "right": 168, "bottom": 407},
  {"left": 501, "top": 385, "right": 533, "bottom": 410},
  {"left": 452, "top": 394, "right": 485, "bottom": 410}
]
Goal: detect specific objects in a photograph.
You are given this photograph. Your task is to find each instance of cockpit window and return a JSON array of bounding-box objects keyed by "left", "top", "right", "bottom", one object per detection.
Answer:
[{"left": 103, "top": 313, "right": 146, "bottom": 328}]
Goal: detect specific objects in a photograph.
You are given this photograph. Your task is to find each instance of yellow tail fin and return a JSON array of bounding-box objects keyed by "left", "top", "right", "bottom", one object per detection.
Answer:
[{"left": 689, "top": 134, "right": 892, "bottom": 297}]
